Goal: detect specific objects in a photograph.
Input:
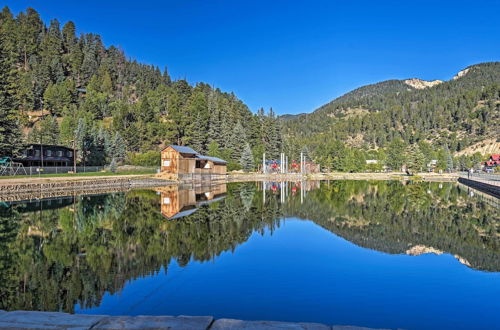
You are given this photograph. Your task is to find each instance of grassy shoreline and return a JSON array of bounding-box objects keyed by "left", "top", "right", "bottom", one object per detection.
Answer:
[
  {"left": 0, "top": 171, "right": 460, "bottom": 185},
  {"left": 228, "top": 171, "right": 459, "bottom": 182},
  {"left": 0, "top": 169, "right": 157, "bottom": 181}
]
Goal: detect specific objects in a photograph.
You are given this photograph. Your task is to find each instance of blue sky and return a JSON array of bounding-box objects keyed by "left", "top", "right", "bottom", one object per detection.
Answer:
[{"left": 4, "top": 0, "right": 500, "bottom": 114}]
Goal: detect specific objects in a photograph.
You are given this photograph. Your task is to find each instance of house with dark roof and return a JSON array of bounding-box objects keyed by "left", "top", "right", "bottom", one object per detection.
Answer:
[
  {"left": 160, "top": 145, "right": 227, "bottom": 178},
  {"left": 14, "top": 144, "right": 75, "bottom": 167}
]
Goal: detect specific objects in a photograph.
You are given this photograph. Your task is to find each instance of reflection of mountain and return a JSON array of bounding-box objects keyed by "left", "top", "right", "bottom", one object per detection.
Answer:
[
  {"left": 0, "top": 180, "right": 498, "bottom": 313},
  {"left": 280, "top": 181, "right": 500, "bottom": 272}
]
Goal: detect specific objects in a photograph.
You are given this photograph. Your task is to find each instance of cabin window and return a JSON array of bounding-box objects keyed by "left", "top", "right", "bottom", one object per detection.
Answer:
[
  {"left": 204, "top": 162, "right": 211, "bottom": 169},
  {"left": 163, "top": 160, "right": 171, "bottom": 167},
  {"left": 67, "top": 151, "right": 73, "bottom": 157},
  {"left": 47, "top": 150, "right": 52, "bottom": 157},
  {"left": 35, "top": 150, "right": 40, "bottom": 157},
  {"left": 163, "top": 197, "right": 171, "bottom": 204},
  {"left": 57, "top": 151, "right": 63, "bottom": 157}
]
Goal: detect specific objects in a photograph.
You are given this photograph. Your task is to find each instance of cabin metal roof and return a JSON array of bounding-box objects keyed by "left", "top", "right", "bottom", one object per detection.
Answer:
[
  {"left": 166, "top": 145, "right": 198, "bottom": 155},
  {"left": 195, "top": 155, "right": 227, "bottom": 164},
  {"left": 166, "top": 208, "right": 198, "bottom": 220},
  {"left": 163, "top": 145, "right": 227, "bottom": 164}
]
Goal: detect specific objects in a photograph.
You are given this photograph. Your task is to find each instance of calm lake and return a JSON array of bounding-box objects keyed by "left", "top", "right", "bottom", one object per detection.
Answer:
[{"left": 0, "top": 180, "right": 499, "bottom": 329}]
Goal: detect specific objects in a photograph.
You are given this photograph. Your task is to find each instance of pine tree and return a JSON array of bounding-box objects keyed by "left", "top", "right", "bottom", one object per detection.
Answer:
[
  {"left": 207, "top": 141, "right": 222, "bottom": 158},
  {"left": 240, "top": 143, "right": 254, "bottom": 171},
  {"left": 111, "top": 131, "right": 126, "bottom": 163},
  {"left": 109, "top": 157, "right": 117, "bottom": 172},
  {"left": 405, "top": 144, "right": 426, "bottom": 173},
  {"left": 16, "top": 7, "right": 44, "bottom": 71},
  {"left": 0, "top": 23, "right": 22, "bottom": 157},
  {"left": 229, "top": 121, "right": 247, "bottom": 161},
  {"left": 207, "top": 89, "right": 220, "bottom": 144},
  {"left": 75, "top": 119, "right": 86, "bottom": 165},
  {"left": 444, "top": 145, "right": 454, "bottom": 171},
  {"left": 386, "top": 138, "right": 406, "bottom": 171}
]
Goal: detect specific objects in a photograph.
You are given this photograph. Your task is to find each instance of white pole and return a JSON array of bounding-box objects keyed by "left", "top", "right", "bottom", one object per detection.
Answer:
[
  {"left": 301, "top": 180, "right": 304, "bottom": 204},
  {"left": 263, "top": 181, "right": 266, "bottom": 205},
  {"left": 281, "top": 153, "right": 283, "bottom": 174},
  {"left": 263, "top": 153, "right": 266, "bottom": 174},
  {"left": 300, "top": 152, "right": 303, "bottom": 175}
]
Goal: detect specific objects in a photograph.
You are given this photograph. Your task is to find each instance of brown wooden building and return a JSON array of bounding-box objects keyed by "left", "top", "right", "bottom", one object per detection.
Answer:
[{"left": 160, "top": 145, "right": 227, "bottom": 178}]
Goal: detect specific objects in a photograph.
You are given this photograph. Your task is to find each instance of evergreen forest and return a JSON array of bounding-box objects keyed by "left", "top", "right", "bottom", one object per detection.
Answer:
[{"left": 0, "top": 7, "right": 282, "bottom": 170}]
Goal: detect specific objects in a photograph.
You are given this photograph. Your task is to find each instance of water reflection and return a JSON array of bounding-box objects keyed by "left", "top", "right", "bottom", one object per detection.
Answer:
[
  {"left": 158, "top": 184, "right": 227, "bottom": 219},
  {"left": 0, "top": 180, "right": 498, "bottom": 314}
]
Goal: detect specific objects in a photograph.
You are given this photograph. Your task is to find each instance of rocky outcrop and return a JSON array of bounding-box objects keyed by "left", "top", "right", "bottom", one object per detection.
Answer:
[
  {"left": 453, "top": 68, "right": 470, "bottom": 80},
  {"left": 406, "top": 245, "right": 443, "bottom": 256},
  {"left": 404, "top": 78, "right": 443, "bottom": 89}
]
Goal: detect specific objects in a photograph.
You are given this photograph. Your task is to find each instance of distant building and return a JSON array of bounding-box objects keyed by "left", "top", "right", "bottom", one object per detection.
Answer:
[
  {"left": 365, "top": 159, "right": 378, "bottom": 164},
  {"left": 14, "top": 144, "right": 75, "bottom": 167},
  {"left": 484, "top": 154, "right": 500, "bottom": 169},
  {"left": 160, "top": 145, "right": 227, "bottom": 179},
  {"left": 427, "top": 159, "right": 438, "bottom": 171}
]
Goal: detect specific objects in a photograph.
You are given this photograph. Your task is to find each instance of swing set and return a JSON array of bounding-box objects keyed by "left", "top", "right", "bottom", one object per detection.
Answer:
[{"left": 0, "top": 157, "right": 28, "bottom": 176}]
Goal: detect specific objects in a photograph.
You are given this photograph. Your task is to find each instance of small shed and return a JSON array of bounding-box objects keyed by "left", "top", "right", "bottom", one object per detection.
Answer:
[{"left": 160, "top": 145, "right": 227, "bottom": 177}]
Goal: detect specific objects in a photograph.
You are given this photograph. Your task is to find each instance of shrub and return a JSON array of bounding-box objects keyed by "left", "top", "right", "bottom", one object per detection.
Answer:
[{"left": 127, "top": 151, "right": 160, "bottom": 166}]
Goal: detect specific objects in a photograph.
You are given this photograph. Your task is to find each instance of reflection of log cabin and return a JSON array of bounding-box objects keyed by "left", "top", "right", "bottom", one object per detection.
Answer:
[
  {"left": 160, "top": 145, "right": 227, "bottom": 179},
  {"left": 157, "top": 184, "right": 227, "bottom": 220}
]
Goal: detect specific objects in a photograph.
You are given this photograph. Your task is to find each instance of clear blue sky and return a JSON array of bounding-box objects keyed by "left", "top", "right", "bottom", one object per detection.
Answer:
[{"left": 4, "top": 0, "right": 500, "bottom": 114}]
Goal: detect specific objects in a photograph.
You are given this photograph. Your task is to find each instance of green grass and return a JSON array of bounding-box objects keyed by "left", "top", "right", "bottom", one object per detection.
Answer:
[{"left": 0, "top": 169, "right": 156, "bottom": 180}]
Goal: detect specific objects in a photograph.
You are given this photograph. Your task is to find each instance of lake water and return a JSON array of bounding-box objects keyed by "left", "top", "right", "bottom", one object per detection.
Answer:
[{"left": 0, "top": 180, "right": 499, "bottom": 329}]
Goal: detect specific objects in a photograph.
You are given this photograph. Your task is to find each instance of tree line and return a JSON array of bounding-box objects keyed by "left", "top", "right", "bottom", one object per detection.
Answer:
[{"left": 0, "top": 7, "right": 282, "bottom": 170}]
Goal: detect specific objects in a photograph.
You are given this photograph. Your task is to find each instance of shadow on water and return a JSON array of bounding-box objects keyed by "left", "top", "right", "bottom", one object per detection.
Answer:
[{"left": 0, "top": 180, "right": 498, "bottom": 314}]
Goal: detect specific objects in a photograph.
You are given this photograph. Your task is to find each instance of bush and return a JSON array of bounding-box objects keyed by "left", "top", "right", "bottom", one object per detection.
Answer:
[
  {"left": 227, "top": 161, "right": 242, "bottom": 171},
  {"left": 127, "top": 151, "right": 160, "bottom": 166}
]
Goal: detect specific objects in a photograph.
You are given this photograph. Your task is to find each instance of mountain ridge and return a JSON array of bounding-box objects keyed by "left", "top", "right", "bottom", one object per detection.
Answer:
[
  {"left": 282, "top": 62, "right": 484, "bottom": 120},
  {"left": 282, "top": 62, "right": 500, "bottom": 169}
]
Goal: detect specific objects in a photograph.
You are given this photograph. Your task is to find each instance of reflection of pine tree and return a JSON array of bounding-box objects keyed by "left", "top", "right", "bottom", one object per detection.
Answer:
[
  {"left": 0, "top": 208, "right": 20, "bottom": 309},
  {"left": 240, "top": 184, "right": 255, "bottom": 211}
]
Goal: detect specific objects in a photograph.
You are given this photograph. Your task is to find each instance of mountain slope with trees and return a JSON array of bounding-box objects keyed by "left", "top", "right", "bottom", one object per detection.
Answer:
[
  {"left": 283, "top": 62, "right": 500, "bottom": 171},
  {"left": 0, "top": 6, "right": 282, "bottom": 170}
]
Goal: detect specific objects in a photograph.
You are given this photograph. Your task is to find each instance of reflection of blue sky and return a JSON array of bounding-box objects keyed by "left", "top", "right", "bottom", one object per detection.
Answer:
[{"left": 76, "top": 219, "right": 500, "bottom": 330}]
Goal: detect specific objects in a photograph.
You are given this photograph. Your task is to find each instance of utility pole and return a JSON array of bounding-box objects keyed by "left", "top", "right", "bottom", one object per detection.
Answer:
[
  {"left": 263, "top": 153, "right": 266, "bottom": 174},
  {"left": 40, "top": 101, "right": 44, "bottom": 168},
  {"left": 72, "top": 140, "right": 76, "bottom": 173}
]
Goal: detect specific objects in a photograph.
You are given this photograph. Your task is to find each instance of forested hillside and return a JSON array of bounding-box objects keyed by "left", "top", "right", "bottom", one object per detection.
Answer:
[
  {"left": 0, "top": 7, "right": 282, "bottom": 169},
  {"left": 283, "top": 62, "right": 500, "bottom": 172}
]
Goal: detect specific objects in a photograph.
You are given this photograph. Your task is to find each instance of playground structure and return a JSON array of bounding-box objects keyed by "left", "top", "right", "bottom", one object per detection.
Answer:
[
  {"left": 261, "top": 152, "right": 320, "bottom": 174},
  {"left": 0, "top": 157, "right": 27, "bottom": 176}
]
